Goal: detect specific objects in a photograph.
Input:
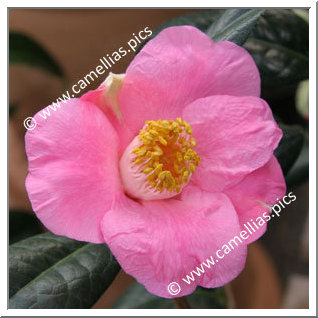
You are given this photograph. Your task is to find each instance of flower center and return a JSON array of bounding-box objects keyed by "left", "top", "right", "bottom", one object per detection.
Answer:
[{"left": 119, "top": 118, "right": 200, "bottom": 200}]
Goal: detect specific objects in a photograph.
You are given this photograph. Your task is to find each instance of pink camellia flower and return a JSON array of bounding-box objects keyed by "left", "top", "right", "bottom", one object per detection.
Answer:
[{"left": 25, "top": 26, "right": 286, "bottom": 298}]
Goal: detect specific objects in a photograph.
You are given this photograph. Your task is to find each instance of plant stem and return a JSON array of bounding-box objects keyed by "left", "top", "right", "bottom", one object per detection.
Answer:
[{"left": 173, "top": 297, "right": 191, "bottom": 309}]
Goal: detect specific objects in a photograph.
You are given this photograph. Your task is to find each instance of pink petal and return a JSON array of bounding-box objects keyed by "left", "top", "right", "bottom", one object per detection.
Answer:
[
  {"left": 25, "top": 98, "right": 121, "bottom": 243},
  {"left": 225, "top": 156, "right": 286, "bottom": 244},
  {"left": 118, "top": 26, "right": 260, "bottom": 144},
  {"left": 80, "top": 81, "right": 124, "bottom": 141},
  {"left": 80, "top": 83, "right": 118, "bottom": 126},
  {"left": 80, "top": 78, "right": 131, "bottom": 155},
  {"left": 183, "top": 95, "right": 282, "bottom": 192},
  {"left": 101, "top": 187, "right": 247, "bottom": 298}
]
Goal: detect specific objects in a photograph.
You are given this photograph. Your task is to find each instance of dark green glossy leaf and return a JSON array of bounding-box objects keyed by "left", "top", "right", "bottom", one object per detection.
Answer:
[
  {"left": 9, "top": 232, "right": 120, "bottom": 308},
  {"left": 113, "top": 282, "right": 227, "bottom": 309},
  {"left": 207, "top": 9, "right": 265, "bottom": 45},
  {"left": 244, "top": 9, "right": 309, "bottom": 85},
  {"left": 285, "top": 134, "right": 309, "bottom": 188},
  {"left": 114, "top": 282, "right": 174, "bottom": 309},
  {"left": 274, "top": 124, "right": 305, "bottom": 176},
  {"left": 135, "top": 10, "right": 223, "bottom": 54},
  {"left": 9, "top": 32, "right": 63, "bottom": 77},
  {"left": 9, "top": 103, "right": 18, "bottom": 117},
  {"left": 155, "top": 9, "right": 223, "bottom": 33},
  {"left": 187, "top": 287, "right": 227, "bottom": 309},
  {"left": 9, "top": 210, "right": 43, "bottom": 244},
  {"left": 9, "top": 232, "right": 85, "bottom": 298}
]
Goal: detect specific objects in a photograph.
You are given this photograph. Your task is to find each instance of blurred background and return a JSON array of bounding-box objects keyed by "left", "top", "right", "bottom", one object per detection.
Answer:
[{"left": 9, "top": 9, "right": 309, "bottom": 309}]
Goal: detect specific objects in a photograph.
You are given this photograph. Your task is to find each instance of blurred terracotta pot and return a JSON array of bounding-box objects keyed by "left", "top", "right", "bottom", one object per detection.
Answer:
[{"left": 229, "top": 242, "right": 282, "bottom": 309}]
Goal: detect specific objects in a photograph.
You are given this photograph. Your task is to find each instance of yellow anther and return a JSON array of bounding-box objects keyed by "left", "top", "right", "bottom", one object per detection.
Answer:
[
  {"left": 132, "top": 118, "right": 200, "bottom": 193},
  {"left": 186, "top": 127, "right": 193, "bottom": 134},
  {"left": 174, "top": 163, "right": 181, "bottom": 174},
  {"left": 134, "top": 157, "right": 144, "bottom": 165},
  {"left": 176, "top": 152, "right": 183, "bottom": 163},
  {"left": 181, "top": 140, "right": 189, "bottom": 148},
  {"left": 143, "top": 167, "right": 153, "bottom": 174},
  {"left": 153, "top": 163, "right": 163, "bottom": 173},
  {"left": 154, "top": 162, "right": 162, "bottom": 168},
  {"left": 171, "top": 122, "right": 178, "bottom": 130},
  {"left": 145, "top": 134, "right": 153, "bottom": 141},
  {"left": 158, "top": 171, "right": 167, "bottom": 181},
  {"left": 149, "top": 129, "right": 159, "bottom": 137},
  {"left": 165, "top": 170, "right": 173, "bottom": 179},
  {"left": 145, "top": 151, "right": 153, "bottom": 158},
  {"left": 142, "top": 139, "right": 152, "bottom": 145},
  {"left": 132, "top": 147, "right": 140, "bottom": 154},
  {"left": 158, "top": 136, "right": 168, "bottom": 146},
  {"left": 189, "top": 163, "right": 196, "bottom": 173},
  {"left": 154, "top": 145, "right": 163, "bottom": 154},
  {"left": 147, "top": 174, "right": 156, "bottom": 182},
  {"left": 182, "top": 176, "right": 188, "bottom": 183}
]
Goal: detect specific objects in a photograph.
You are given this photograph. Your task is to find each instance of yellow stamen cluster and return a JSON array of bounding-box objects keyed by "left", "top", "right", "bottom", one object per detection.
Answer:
[{"left": 132, "top": 118, "right": 201, "bottom": 193}]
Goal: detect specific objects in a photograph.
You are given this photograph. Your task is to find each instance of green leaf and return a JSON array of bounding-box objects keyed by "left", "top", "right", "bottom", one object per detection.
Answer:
[
  {"left": 9, "top": 210, "right": 43, "bottom": 244},
  {"left": 274, "top": 124, "right": 305, "bottom": 176},
  {"left": 207, "top": 9, "right": 265, "bottom": 45},
  {"left": 9, "top": 103, "right": 18, "bottom": 117},
  {"left": 113, "top": 282, "right": 227, "bottom": 309},
  {"left": 285, "top": 134, "right": 309, "bottom": 188},
  {"left": 154, "top": 9, "right": 223, "bottom": 33},
  {"left": 187, "top": 287, "right": 227, "bottom": 309},
  {"left": 244, "top": 10, "right": 309, "bottom": 85},
  {"left": 114, "top": 282, "right": 174, "bottom": 309},
  {"left": 135, "top": 10, "right": 223, "bottom": 54},
  {"left": 9, "top": 232, "right": 84, "bottom": 298},
  {"left": 9, "top": 232, "right": 120, "bottom": 308},
  {"left": 9, "top": 32, "right": 63, "bottom": 77}
]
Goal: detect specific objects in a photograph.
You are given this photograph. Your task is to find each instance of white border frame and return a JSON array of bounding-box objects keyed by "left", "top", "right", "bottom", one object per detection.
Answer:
[{"left": 4, "top": 1, "right": 316, "bottom": 316}]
